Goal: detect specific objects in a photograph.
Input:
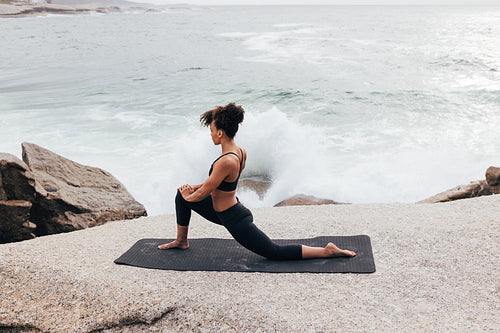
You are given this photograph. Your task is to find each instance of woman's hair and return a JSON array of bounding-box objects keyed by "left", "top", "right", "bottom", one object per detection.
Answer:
[{"left": 200, "top": 102, "right": 245, "bottom": 139}]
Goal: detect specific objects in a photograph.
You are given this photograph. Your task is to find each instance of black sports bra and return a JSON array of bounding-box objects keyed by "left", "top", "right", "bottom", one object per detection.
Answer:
[{"left": 208, "top": 148, "right": 244, "bottom": 192}]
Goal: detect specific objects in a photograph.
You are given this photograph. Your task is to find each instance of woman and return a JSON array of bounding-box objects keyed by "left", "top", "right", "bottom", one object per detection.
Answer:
[{"left": 158, "top": 103, "right": 356, "bottom": 260}]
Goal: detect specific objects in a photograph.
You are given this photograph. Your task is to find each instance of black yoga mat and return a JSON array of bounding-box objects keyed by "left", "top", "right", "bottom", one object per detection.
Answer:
[{"left": 114, "top": 235, "right": 375, "bottom": 273}]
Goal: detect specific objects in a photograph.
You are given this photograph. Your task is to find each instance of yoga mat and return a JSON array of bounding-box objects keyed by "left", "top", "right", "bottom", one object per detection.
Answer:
[{"left": 114, "top": 235, "right": 375, "bottom": 273}]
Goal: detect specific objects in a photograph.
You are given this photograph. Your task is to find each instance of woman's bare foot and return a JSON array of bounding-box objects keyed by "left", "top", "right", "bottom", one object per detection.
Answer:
[
  {"left": 158, "top": 240, "right": 189, "bottom": 250},
  {"left": 325, "top": 242, "right": 356, "bottom": 257}
]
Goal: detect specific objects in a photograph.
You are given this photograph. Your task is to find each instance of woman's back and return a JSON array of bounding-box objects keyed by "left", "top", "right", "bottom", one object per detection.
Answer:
[{"left": 211, "top": 147, "right": 246, "bottom": 211}]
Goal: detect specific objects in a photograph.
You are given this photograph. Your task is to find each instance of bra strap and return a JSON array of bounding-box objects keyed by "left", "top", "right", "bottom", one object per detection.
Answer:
[
  {"left": 212, "top": 152, "right": 238, "bottom": 165},
  {"left": 211, "top": 149, "right": 243, "bottom": 173}
]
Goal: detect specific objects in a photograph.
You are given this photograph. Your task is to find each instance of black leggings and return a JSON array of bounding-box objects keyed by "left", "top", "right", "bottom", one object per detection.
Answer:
[{"left": 175, "top": 191, "right": 302, "bottom": 260}]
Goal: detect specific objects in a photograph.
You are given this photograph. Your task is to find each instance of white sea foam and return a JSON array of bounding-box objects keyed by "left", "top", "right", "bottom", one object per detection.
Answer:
[
  {"left": 226, "top": 25, "right": 334, "bottom": 64},
  {"left": 112, "top": 111, "right": 158, "bottom": 130},
  {"left": 232, "top": 107, "right": 500, "bottom": 208},
  {"left": 272, "top": 23, "right": 313, "bottom": 28},
  {"left": 124, "top": 107, "right": 335, "bottom": 213},
  {"left": 136, "top": 107, "right": 495, "bottom": 213}
]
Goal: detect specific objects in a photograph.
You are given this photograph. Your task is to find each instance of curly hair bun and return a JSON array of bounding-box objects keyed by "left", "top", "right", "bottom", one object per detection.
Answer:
[
  {"left": 216, "top": 102, "right": 244, "bottom": 124},
  {"left": 200, "top": 103, "right": 245, "bottom": 139}
]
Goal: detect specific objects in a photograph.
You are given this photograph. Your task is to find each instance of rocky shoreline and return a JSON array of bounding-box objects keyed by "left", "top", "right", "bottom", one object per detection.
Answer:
[
  {"left": 1, "top": 142, "right": 499, "bottom": 244},
  {"left": 0, "top": 0, "right": 160, "bottom": 18}
]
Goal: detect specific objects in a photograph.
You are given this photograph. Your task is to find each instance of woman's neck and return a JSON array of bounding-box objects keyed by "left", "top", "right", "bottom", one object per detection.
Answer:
[{"left": 220, "top": 138, "right": 237, "bottom": 154}]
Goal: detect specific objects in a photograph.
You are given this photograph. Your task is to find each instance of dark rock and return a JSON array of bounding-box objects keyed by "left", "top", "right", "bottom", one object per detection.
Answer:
[
  {"left": 0, "top": 200, "right": 36, "bottom": 244},
  {"left": 0, "top": 154, "right": 37, "bottom": 243},
  {"left": 0, "top": 153, "right": 36, "bottom": 202},
  {"left": 417, "top": 180, "right": 492, "bottom": 204},
  {"left": 274, "top": 194, "right": 343, "bottom": 207},
  {"left": 95, "top": 6, "right": 122, "bottom": 14},
  {"left": 485, "top": 166, "right": 500, "bottom": 194},
  {"left": 22, "top": 142, "right": 147, "bottom": 236}
]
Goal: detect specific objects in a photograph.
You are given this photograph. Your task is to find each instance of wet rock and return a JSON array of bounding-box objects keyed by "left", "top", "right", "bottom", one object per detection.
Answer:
[
  {"left": 485, "top": 166, "right": 500, "bottom": 194},
  {"left": 96, "top": 6, "right": 122, "bottom": 14},
  {"left": 417, "top": 180, "right": 492, "bottom": 204},
  {"left": 238, "top": 178, "right": 271, "bottom": 200},
  {"left": 0, "top": 200, "right": 36, "bottom": 243},
  {"left": 22, "top": 142, "right": 147, "bottom": 236},
  {"left": 274, "top": 194, "right": 342, "bottom": 207}
]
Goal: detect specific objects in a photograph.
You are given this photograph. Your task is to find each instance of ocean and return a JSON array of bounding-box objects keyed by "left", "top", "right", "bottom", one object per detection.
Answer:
[{"left": 1, "top": 5, "right": 499, "bottom": 215}]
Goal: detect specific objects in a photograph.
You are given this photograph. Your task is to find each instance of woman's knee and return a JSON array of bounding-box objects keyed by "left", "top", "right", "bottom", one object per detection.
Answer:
[{"left": 175, "top": 190, "right": 185, "bottom": 204}]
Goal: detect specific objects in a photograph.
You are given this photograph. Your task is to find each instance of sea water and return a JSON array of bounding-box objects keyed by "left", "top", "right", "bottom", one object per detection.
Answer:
[{"left": 1, "top": 5, "right": 499, "bottom": 215}]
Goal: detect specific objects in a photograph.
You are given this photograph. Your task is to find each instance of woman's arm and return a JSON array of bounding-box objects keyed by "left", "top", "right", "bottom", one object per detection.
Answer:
[
  {"left": 192, "top": 184, "right": 202, "bottom": 191},
  {"left": 181, "top": 157, "right": 238, "bottom": 202}
]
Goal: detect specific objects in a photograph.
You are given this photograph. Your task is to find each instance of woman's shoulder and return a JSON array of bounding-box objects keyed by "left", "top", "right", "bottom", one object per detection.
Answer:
[
  {"left": 216, "top": 147, "right": 245, "bottom": 166},
  {"left": 238, "top": 146, "right": 247, "bottom": 161}
]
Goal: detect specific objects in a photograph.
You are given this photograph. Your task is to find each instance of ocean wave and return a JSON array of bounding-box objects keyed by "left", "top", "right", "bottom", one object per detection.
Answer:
[
  {"left": 431, "top": 55, "right": 496, "bottom": 71},
  {"left": 220, "top": 25, "right": 334, "bottom": 64},
  {"left": 216, "top": 32, "right": 258, "bottom": 38},
  {"left": 179, "top": 67, "right": 205, "bottom": 72},
  {"left": 272, "top": 23, "right": 314, "bottom": 28}
]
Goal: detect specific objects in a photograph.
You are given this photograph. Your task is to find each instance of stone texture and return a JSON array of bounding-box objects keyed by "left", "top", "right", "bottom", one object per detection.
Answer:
[
  {"left": 274, "top": 194, "right": 342, "bottom": 207},
  {"left": 1, "top": 195, "right": 499, "bottom": 331},
  {"left": 22, "top": 142, "right": 147, "bottom": 235},
  {"left": 417, "top": 180, "right": 492, "bottom": 204},
  {"left": 485, "top": 166, "right": 500, "bottom": 194},
  {"left": 0, "top": 200, "right": 35, "bottom": 243},
  {"left": 0, "top": 153, "right": 36, "bottom": 202},
  {"left": 0, "top": 153, "right": 37, "bottom": 243}
]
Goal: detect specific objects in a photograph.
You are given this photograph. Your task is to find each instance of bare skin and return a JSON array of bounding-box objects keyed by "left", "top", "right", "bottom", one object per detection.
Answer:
[
  {"left": 158, "top": 240, "right": 189, "bottom": 250},
  {"left": 302, "top": 243, "right": 356, "bottom": 259},
  {"left": 158, "top": 120, "right": 356, "bottom": 259},
  {"left": 158, "top": 225, "right": 189, "bottom": 250}
]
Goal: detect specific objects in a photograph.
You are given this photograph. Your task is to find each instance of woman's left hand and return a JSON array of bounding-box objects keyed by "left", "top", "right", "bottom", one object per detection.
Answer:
[{"left": 178, "top": 184, "right": 195, "bottom": 199}]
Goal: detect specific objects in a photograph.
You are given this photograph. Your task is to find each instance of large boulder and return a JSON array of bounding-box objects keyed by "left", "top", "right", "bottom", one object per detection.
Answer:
[
  {"left": 274, "top": 194, "right": 342, "bottom": 207},
  {"left": 0, "top": 153, "right": 37, "bottom": 243},
  {"left": 22, "top": 143, "right": 147, "bottom": 235},
  {"left": 485, "top": 166, "right": 500, "bottom": 194},
  {"left": 417, "top": 180, "right": 492, "bottom": 204}
]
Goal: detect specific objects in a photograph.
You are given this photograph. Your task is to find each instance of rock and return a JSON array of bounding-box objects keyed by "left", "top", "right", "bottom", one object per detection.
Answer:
[
  {"left": 0, "top": 153, "right": 36, "bottom": 202},
  {"left": 418, "top": 166, "right": 500, "bottom": 203},
  {"left": 274, "top": 194, "right": 342, "bottom": 207},
  {"left": 485, "top": 166, "right": 500, "bottom": 194},
  {"left": 95, "top": 6, "right": 122, "bottom": 14},
  {"left": 0, "top": 200, "right": 36, "bottom": 243},
  {"left": 417, "top": 180, "right": 492, "bottom": 204},
  {"left": 238, "top": 178, "right": 271, "bottom": 200},
  {"left": 0, "top": 3, "right": 93, "bottom": 17},
  {"left": 22, "top": 142, "right": 147, "bottom": 236},
  {"left": 0, "top": 154, "right": 37, "bottom": 243}
]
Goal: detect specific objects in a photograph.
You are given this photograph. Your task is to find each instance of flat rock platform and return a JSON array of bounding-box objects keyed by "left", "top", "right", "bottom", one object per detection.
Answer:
[{"left": 1, "top": 195, "right": 499, "bottom": 332}]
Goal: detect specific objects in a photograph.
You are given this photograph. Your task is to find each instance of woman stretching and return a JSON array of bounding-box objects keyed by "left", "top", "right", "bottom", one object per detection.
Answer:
[{"left": 158, "top": 103, "right": 356, "bottom": 260}]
